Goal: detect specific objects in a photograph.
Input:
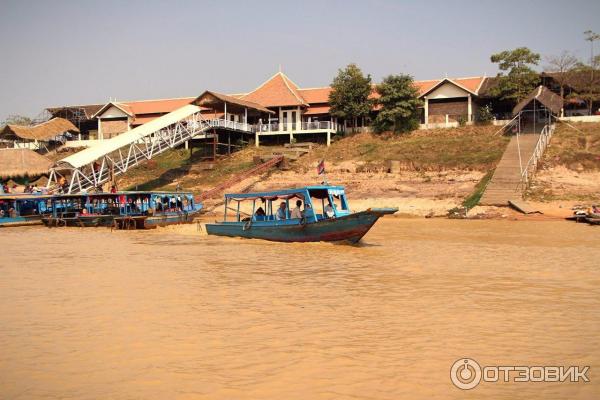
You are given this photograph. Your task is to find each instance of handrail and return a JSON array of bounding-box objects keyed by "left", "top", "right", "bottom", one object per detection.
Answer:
[
  {"left": 517, "top": 123, "right": 555, "bottom": 191},
  {"left": 494, "top": 113, "right": 520, "bottom": 136},
  {"left": 196, "top": 155, "right": 283, "bottom": 201}
]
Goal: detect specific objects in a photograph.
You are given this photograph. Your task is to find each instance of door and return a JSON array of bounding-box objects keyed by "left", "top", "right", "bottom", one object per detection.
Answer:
[{"left": 282, "top": 110, "right": 297, "bottom": 132}]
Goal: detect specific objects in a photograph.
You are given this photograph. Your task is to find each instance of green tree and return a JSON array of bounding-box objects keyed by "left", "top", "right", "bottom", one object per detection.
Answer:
[
  {"left": 489, "top": 47, "right": 541, "bottom": 103},
  {"left": 372, "top": 74, "right": 422, "bottom": 133},
  {"left": 328, "top": 63, "right": 374, "bottom": 128}
]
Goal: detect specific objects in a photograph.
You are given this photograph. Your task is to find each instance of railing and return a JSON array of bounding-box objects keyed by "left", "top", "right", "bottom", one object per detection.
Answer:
[
  {"left": 518, "top": 123, "right": 555, "bottom": 190},
  {"left": 208, "top": 119, "right": 252, "bottom": 132},
  {"left": 255, "top": 121, "right": 338, "bottom": 133}
]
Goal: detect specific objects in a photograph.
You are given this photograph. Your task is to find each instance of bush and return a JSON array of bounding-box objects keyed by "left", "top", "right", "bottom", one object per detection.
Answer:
[
  {"left": 476, "top": 105, "right": 494, "bottom": 124},
  {"left": 457, "top": 116, "right": 467, "bottom": 127}
]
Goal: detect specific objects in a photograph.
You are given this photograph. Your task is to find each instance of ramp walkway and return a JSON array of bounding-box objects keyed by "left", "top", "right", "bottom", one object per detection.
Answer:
[
  {"left": 479, "top": 133, "right": 540, "bottom": 206},
  {"left": 480, "top": 123, "right": 555, "bottom": 206},
  {"left": 48, "top": 104, "right": 254, "bottom": 193}
]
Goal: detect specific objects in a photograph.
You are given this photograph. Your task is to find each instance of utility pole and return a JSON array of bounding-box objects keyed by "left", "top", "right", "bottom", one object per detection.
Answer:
[{"left": 584, "top": 30, "right": 600, "bottom": 115}]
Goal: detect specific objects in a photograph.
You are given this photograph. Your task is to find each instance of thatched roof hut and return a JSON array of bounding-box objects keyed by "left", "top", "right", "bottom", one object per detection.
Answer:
[
  {"left": 0, "top": 148, "right": 52, "bottom": 179},
  {"left": 0, "top": 117, "right": 79, "bottom": 142},
  {"left": 513, "top": 86, "right": 563, "bottom": 116}
]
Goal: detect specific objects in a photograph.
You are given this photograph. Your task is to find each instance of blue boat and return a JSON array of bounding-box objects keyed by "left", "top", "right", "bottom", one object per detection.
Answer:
[
  {"left": 205, "top": 186, "right": 397, "bottom": 243},
  {"left": 111, "top": 191, "right": 202, "bottom": 229},
  {"left": 42, "top": 191, "right": 202, "bottom": 229},
  {"left": 0, "top": 194, "right": 53, "bottom": 227}
]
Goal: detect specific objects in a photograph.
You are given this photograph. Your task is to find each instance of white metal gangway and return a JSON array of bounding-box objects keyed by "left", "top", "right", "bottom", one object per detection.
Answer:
[{"left": 47, "top": 104, "right": 254, "bottom": 194}]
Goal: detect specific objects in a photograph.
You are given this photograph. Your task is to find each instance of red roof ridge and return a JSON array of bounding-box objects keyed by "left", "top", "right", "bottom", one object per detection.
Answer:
[
  {"left": 298, "top": 86, "right": 331, "bottom": 90},
  {"left": 279, "top": 72, "right": 308, "bottom": 106},
  {"left": 120, "top": 96, "right": 196, "bottom": 104}
]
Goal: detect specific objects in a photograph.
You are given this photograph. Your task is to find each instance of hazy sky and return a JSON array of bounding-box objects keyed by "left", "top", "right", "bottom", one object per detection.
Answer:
[{"left": 1, "top": 0, "right": 599, "bottom": 121}]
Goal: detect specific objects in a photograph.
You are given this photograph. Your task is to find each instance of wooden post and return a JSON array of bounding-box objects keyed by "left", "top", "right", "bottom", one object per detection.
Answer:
[
  {"left": 424, "top": 96, "right": 429, "bottom": 126},
  {"left": 467, "top": 94, "right": 472, "bottom": 122},
  {"left": 213, "top": 129, "right": 217, "bottom": 160}
]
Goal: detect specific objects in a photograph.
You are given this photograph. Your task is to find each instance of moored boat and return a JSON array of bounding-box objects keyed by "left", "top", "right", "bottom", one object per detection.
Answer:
[
  {"left": 42, "top": 193, "right": 122, "bottom": 227},
  {"left": 205, "top": 185, "right": 397, "bottom": 243},
  {"left": 0, "top": 194, "right": 52, "bottom": 227},
  {"left": 43, "top": 191, "right": 202, "bottom": 229},
  {"left": 112, "top": 191, "right": 202, "bottom": 229}
]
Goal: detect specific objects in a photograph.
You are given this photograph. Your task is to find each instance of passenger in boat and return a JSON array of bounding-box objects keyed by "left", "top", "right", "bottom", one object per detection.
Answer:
[
  {"left": 254, "top": 207, "right": 266, "bottom": 217},
  {"left": 324, "top": 202, "right": 335, "bottom": 218},
  {"left": 8, "top": 207, "right": 17, "bottom": 218},
  {"left": 291, "top": 200, "right": 303, "bottom": 219},
  {"left": 276, "top": 202, "right": 287, "bottom": 220}
]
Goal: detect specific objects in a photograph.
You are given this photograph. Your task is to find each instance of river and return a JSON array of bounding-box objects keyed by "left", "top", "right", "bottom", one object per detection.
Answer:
[{"left": 1, "top": 218, "right": 599, "bottom": 399}]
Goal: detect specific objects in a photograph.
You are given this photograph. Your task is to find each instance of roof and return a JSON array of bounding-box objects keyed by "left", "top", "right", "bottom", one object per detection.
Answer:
[
  {"left": 297, "top": 87, "right": 331, "bottom": 103},
  {"left": 56, "top": 104, "right": 202, "bottom": 169},
  {"left": 419, "top": 77, "right": 484, "bottom": 97},
  {"left": 476, "top": 76, "right": 501, "bottom": 98},
  {"left": 224, "top": 185, "right": 345, "bottom": 200},
  {"left": 122, "top": 97, "right": 194, "bottom": 115},
  {"left": 47, "top": 104, "right": 104, "bottom": 120},
  {"left": 512, "top": 86, "right": 564, "bottom": 115},
  {"left": 304, "top": 105, "right": 331, "bottom": 115},
  {"left": 91, "top": 102, "right": 134, "bottom": 118},
  {"left": 194, "top": 91, "right": 274, "bottom": 114},
  {"left": 0, "top": 148, "right": 53, "bottom": 178},
  {"left": 0, "top": 118, "right": 79, "bottom": 141},
  {"left": 241, "top": 72, "right": 309, "bottom": 107}
]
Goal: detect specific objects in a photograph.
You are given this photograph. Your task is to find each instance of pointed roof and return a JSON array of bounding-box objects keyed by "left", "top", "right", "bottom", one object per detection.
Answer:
[
  {"left": 91, "top": 102, "right": 134, "bottom": 118},
  {"left": 512, "top": 86, "right": 563, "bottom": 115},
  {"left": 241, "top": 72, "right": 308, "bottom": 107}
]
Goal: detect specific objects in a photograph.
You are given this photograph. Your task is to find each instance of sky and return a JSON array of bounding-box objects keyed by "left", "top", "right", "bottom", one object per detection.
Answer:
[{"left": 1, "top": 0, "right": 599, "bottom": 121}]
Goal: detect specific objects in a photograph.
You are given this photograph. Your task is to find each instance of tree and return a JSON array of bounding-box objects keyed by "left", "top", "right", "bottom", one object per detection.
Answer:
[
  {"left": 582, "top": 30, "right": 600, "bottom": 115},
  {"left": 489, "top": 47, "right": 541, "bottom": 103},
  {"left": 545, "top": 51, "right": 578, "bottom": 116},
  {"left": 372, "top": 74, "right": 422, "bottom": 133},
  {"left": 2, "top": 114, "right": 33, "bottom": 127},
  {"left": 569, "top": 58, "right": 600, "bottom": 115},
  {"left": 328, "top": 63, "right": 374, "bottom": 129}
]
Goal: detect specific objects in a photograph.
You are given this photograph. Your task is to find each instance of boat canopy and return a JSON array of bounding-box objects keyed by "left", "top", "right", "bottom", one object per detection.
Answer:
[{"left": 224, "top": 186, "right": 345, "bottom": 201}]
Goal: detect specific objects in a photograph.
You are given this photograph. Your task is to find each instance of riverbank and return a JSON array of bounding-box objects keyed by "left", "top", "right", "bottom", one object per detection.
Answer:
[{"left": 109, "top": 123, "right": 599, "bottom": 218}]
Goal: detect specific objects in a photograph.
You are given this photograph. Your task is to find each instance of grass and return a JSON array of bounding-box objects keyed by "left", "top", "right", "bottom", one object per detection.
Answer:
[
  {"left": 462, "top": 170, "right": 494, "bottom": 209},
  {"left": 117, "top": 124, "right": 512, "bottom": 195},
  {"left": 306, "top": 125, "right": 510, "bottom": 171},
  {"left": 120, "top": 146, "right": 261, "bottom": 193},
  {"left": 541, "top": 122, "right": 600, "bottom": 170}
]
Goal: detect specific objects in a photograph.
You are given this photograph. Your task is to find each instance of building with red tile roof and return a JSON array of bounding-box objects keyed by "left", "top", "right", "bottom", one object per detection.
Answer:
[{"left": 48, "top": 72, "right": 493, "bottom": 142}]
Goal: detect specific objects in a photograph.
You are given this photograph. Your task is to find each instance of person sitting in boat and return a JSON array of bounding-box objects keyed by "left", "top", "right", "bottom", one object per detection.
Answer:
[
  {"left": 8, "top": 207, "right": 17, "bottom": 218},
  {"left": 276, "top": 202, "right": 287, "bottom": 220},
  {"left": 291, "top": 200, "right": 303, "bottom": 219},
  {"left": 254, "top": 207, "right": 266, "bottom": 217},
  {"left": 324, "top": 202, "right": 335, "bottom": 218}
]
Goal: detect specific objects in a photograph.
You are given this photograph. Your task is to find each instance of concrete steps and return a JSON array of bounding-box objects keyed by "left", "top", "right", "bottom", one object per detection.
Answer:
[{"left": 479, "top": 134, "right": 540, "bottom": 206}]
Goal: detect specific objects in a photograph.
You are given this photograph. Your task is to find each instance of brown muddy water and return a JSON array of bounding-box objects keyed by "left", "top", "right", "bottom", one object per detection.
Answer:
[{"left": 1, "top": 218, "right": 599, "bottom": 400}]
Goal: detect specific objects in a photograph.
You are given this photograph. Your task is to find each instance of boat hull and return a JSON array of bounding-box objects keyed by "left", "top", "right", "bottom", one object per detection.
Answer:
[
  {"left": 205, "top": 208, "right": 397, "bottom": 243},
  {"left": 114, "top": 210, "right": 200, "bottom": 229},
  {"left": 42, "top": 215, "right": 115, "bottom": 228},
  {"left": 0, "top": 216, "right": 44, "bottom": 227}
]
